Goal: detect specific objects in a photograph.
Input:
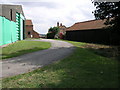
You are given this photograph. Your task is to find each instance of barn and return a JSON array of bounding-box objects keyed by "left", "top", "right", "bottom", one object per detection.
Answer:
[
  {"left": 25, "top": 20, "right": 40, "bottom": 38},
  {"left": 0, "top": 4, "right": 25, "bottom": 46},
  {"left": 66, "top": 19, "right": 119, "bottom": 45}
]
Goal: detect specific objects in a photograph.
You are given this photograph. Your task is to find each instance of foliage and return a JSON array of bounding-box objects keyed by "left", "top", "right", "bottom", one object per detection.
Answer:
[
  {"left": 46, "top": 33, "right": 55, "bottom": 39},
  {"left": 49, "top": 27, "right": 59, "bottom": 34},
  {"left": 47, "top": 27, "right": 59, "bottom": 39},
  {"left": 1, "top": 41, "right": 51, "bottom": 59},
  {"left": 59, "top": 33, "right": 65, "bottom": 39},
  {"left": 2, "top": 41, "right": 119, "bottom": 88},
  {"left": 92, "top": 1, "right": 120, "bottom": 33}
]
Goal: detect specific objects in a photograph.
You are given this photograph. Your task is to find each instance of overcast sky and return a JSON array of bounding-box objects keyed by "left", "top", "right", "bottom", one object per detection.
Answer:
[{"left": 1, "top": 0, "right": 96, "bottom": 34}]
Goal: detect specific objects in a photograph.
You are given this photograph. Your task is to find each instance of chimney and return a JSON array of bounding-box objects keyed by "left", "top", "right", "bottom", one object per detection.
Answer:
[
  {"left": 60, "top": 23, "right": 62, "bottom": 26},
  {"left": 57, "top": 22, "right": 59, "bottom": 27}
]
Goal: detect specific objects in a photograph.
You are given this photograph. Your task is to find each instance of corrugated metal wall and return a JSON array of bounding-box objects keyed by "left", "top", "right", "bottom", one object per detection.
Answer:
[
  {"left": 16, "top": 13, "right": 20, "bottom": 40},
  {"left": 20, "top": 14, "right": 25, "bottom": 40},
  {"left": 11, "top": 20, "right": 17, "bottom": 42},
  {"left": 16, "top": 13, "right": 25, "bottom": 41},
  {"left": 0, "top": 13, "right": 25, "bottom": 46},
  {"left": 0, "top": 16, "right": 16, "bottom": 45},
  {"left": 0, "top": 16, "right": 2, "bottom": 46},
  {"left": 0, "top": 4, "right": 25, "bottom": 46}
]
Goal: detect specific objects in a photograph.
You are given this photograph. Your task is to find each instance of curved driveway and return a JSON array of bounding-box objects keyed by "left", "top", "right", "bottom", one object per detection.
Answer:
[{"left": 0, "top": 39, "right": 75, "bottom": 78}]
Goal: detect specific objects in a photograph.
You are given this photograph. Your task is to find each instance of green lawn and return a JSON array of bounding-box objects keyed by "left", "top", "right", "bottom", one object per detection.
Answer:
[
  {"left": 0, "top": 40, "right": 51, "bottom": 59},
  {"left": 2, "top": 40, "right": 119, "bottom": 88}
]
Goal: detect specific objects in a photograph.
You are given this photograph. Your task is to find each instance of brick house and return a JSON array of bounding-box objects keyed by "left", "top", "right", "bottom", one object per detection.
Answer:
[
  {"left": 57, "top": 22, "right": 66, "bottom": 35},
  {"left": 55, "top": 22, "right": 67, "bottom": 39},
  {"left": 25, "top": 20, "right": 40, "bottom": 38}
]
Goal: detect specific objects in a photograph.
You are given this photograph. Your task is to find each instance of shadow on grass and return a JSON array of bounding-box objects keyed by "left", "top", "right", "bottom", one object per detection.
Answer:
[
  {"left": 2, "top": 47, "right": 119, "bottom": 88},
  {"left": 2, "top": 47, "right": 48, "bottom": 59},
  {"left": 88, "top": 48, "right": 114, "bottom": 57},
  {"left": 87, "top": 47, "right": 120, "bottom": 61}
]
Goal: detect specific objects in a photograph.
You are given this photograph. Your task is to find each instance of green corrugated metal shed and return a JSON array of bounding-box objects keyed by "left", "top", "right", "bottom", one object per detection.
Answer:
[
  {"left": 0, "top": 16, "right": 2, "bottom": 46},
  {"left": 0, "top": 4, "right": 25, "bottom": 46}
]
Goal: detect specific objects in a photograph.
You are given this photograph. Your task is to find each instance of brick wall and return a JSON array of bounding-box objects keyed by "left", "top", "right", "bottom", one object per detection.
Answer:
[
  {"left": 25, "top": 25, "right": 34, "bottom": 38},
  {"left": 33, "top": 30, "right": 40, "bottom": 38}
]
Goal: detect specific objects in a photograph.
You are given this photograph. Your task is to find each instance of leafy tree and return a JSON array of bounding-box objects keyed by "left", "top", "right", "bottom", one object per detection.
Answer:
[
  {"left": 48, "top": 27, "right": 59, "bottom": 35},
  {"left": 92, "top": 1, "right": 120, "bottom": 33},
  {"left": 46, "top": 33, "right": 55, "bottom": 39},
  {"left": 47, "top": 27, "right": 59, "bottom": 39}
]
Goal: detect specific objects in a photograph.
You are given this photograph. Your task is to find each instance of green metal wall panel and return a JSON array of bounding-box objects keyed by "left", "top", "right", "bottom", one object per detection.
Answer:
[
  {"left": 16, "top": 13, "right": 25, "bottom": 41},
  {"left": 16, "top": 13, "right": 20, "bottom": 40},
  {"left": 20, "top": 18, "right": 23, "bottom": 40},
  {"left": 20, "top": 14, "right": 23, "bottom": 40},
  {"left": 3, "top": 17, "right": 11, "bottom": 44},
  {"left": 11, "top": 21, "right": 17, "bottom": 42},
  {"left": 20, "top": 14, "right": 25, "bottom": 39},
  {"left": 0, "top": 16, "right": 3, "bottom": 46},
  {"left": 0, "top": 16, "right": 16, "bottom": 46},
  {"left": 0, "top": 12, "right": 25, "bottom": 46}
]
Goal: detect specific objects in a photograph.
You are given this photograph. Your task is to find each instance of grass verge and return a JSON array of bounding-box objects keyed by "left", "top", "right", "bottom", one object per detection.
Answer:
[
  {"left": 2, "top": 40, "right": 119, "bottom": 88},
  {"left": 0, "top": 40, "right": 51, "bottom": 60}
]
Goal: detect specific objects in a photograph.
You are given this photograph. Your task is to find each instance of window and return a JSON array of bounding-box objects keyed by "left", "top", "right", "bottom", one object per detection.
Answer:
[
  {"left": 28, "top": 32, "right": 31, "bottom": 35},
  {"left": 10, "top": 9, "right": 12, "bottom": 20}
]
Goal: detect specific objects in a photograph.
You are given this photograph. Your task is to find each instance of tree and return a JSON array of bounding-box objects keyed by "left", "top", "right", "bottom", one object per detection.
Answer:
[
  {"left": 92, "top": 1, "right": 120, "bottom": 33},
  {"left": 48, "top": 27, "right": 59, "bottom": 34},
  {"left": 46, "top": 33, "right": 55, "bottom": 39},
  {"left": 48, "top": 27, "right": 59, "bottom": 35},
  {"left": 47, "top": 27, "right": 59, "bottom": 39}
]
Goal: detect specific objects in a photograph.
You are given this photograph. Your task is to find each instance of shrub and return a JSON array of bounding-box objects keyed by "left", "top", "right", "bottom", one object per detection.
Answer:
[{"left": 47, "top": 33, "right": 55, "bottom": 39}]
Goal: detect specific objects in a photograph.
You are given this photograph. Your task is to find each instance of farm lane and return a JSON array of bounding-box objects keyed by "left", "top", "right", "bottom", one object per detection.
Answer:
[{"left": 0, "top": 39, "right": 75, "bottom": 78}]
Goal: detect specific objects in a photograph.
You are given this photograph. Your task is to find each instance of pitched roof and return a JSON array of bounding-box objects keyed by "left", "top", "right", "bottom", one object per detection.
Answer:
[
  {"left": 0, "top": 4, "right": 25, "bottom": 22},
  {"left": 25, "top": 20, "right": 33, "bottom": 25},
  {"left": 33, "top": 30, "right": 39, "bottom": 35},
  {"left": 0, "top": 4, "right": 24, "bottom": 17},
  {"left": 67, "top": 19, "right": 109, "bottom": 31},
  {"left": 59, "top": 25, "right": 66, "bottom": 28}
]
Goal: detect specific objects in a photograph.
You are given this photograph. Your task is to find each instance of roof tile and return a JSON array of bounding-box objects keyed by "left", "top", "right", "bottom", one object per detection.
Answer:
[
  {"left": 25, "top": 20, "right": 33, "bottom": 25},
  {"left": 67, "top": 19, "right": 108, "bottom": 31}
]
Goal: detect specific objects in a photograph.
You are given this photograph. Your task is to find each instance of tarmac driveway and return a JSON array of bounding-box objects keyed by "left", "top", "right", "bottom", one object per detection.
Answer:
[{"left": 0, "top": 39, "right": 75, "bottom": 78}]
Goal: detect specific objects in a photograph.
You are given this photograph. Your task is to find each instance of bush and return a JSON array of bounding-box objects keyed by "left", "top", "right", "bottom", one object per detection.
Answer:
[
  {"left": 47, "top": 33, "right": 55, "bottom": 39},
  {"left": 59, "top": 33, "right": 66, "bottom": 39}
]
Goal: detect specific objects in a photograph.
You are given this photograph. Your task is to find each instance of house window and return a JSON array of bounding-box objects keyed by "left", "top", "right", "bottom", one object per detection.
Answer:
[
  {"left": 28, "top": 32, "right": 31, "bottom": 35},
  {"left": 10, "top": 9, "right": 12, "bottom": 20}
]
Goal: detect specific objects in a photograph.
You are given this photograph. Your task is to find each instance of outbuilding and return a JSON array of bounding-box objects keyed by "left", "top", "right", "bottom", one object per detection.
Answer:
[
  {"left": 0, "top": 4, "right": 25, "bottom": 46},
  {"left": 66, "top": 19, "right": 117, "bottom": 45},
  {"left": 25, "top": 20, "right": 40, "bottom": 38}
]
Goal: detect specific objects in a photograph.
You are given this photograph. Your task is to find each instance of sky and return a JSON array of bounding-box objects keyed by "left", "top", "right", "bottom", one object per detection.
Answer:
[{"left": 1, "top": 0, "right": 96, "bottom": 34}]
